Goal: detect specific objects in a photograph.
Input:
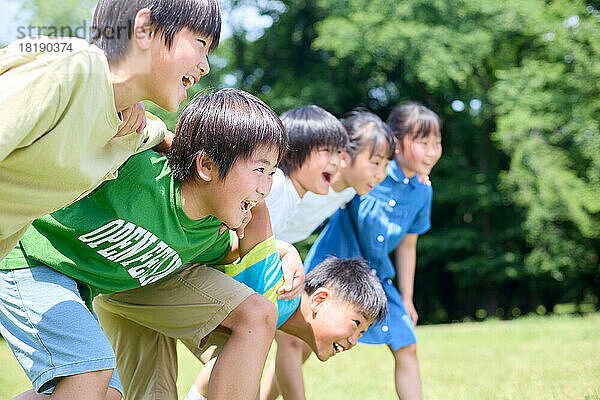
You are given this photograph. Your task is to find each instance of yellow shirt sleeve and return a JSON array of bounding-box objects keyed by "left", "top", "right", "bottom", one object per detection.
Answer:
[{"left": 0, "top": 37, "right": 154, "bottom": 260}]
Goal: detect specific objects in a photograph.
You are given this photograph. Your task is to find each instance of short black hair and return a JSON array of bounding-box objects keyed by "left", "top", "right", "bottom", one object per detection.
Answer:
[
  {"left": 304, "top": 257, "right": 387, "bottom": 325},
  {"left": 388, "top": 102, "right": 441, "bottom": 143},
  {"left": 168, "top": 88, "right": 287, "bottom": 181},
  {"left": 92, "top": 0, "right": 221, "bottom": 63},
  {"left": 278, "top": 106, "right": 348, "bottom": 175},
  {"left": 342, "top": 111, "right": 395, "bottom": 162}
]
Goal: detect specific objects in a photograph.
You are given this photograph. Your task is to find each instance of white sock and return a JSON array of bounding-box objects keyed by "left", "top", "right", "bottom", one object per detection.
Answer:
[{"left": 184, "top": 385, "right": 207, "bottom": 400}]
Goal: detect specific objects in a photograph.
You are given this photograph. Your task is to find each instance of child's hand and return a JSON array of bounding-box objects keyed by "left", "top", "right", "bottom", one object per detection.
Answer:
[
  {"left": 275, "top": 240, "right": 305, "bottom": 300},
  {"left": 417, "top": 174, "right": 431, "bottom": 186},
  {"left": 115, "top": 101, "right": 147, "bottom": 137},
  {"left": 403, "top": 298, "right": 419, "bottom": 326},
  {"left": 153, "top": 131, "right": 174, "bottom": 156}
]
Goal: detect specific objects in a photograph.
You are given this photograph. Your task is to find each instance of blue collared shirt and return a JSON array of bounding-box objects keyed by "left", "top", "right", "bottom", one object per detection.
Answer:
[{"left": 305, "top": 160, "right": 432, "bottom": 281}]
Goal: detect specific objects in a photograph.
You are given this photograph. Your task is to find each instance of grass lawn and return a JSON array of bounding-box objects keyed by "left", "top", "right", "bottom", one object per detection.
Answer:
[{"left": 1, "top": 313, "right": 599, "bottom": 399}]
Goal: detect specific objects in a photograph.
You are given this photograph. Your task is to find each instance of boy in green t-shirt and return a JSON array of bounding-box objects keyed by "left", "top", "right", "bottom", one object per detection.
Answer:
[
  {"left": 0, "top": 89, "right": 304, "bottom": 400},
  {"left": 0, "top": 0, "right": 222, "bottom": 261}
]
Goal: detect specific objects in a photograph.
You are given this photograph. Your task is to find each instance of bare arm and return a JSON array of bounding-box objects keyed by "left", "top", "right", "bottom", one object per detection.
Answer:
[
  {"left": 238, "top": 201, "right": 304, "bottom": 299},
  {"left": 271, "top": 331, "right": 308, "bottom": 400},
  {"left": 217, "top": 201, "right": 305, "bottom": 299},
  {"left": 238, "top": 201, "right": 272, "bottom": 257},
  {"left": 395, "top": 233, "right": 419, "bottom": 326},
  {"left": 275, "top": 239, "right": 304, "bottom": 300}
]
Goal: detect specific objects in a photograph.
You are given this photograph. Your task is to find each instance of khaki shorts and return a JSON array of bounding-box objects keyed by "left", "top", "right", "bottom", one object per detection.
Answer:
[{"left": 93, "top": 263, "right": 254, "bottom": 400}]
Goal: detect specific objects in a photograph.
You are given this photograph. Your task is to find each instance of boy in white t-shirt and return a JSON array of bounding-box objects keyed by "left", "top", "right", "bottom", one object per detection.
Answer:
[
  {"left": 270, "top": 111, "right": 395, "bottom": 245},
  {"left": 265, "top": 105, "right": 348, "bottom": 240}
]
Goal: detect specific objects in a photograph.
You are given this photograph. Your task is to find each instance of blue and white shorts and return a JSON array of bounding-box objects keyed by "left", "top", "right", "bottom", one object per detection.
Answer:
[{"left": 0, "top": 266, "right": 122, "bottom": 394}]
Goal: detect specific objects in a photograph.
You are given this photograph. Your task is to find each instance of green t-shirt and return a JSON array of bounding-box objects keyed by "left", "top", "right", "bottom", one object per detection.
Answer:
[{"left": 0, "top": 151, "right": 232, "bottom": 304}]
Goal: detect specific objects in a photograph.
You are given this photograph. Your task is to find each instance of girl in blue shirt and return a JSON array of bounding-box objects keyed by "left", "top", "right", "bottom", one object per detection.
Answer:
[{"left": 303, "top": 102, "right": 442, "bottom": 400}]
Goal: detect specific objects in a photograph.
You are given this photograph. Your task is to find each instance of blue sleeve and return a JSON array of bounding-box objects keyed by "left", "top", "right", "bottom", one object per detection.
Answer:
[{"left": 407, "top": 186, "right": 432, "bottom": 235}]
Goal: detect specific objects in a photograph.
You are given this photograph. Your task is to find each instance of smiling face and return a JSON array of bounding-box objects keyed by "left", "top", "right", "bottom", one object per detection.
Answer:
[
  {"left": 206, "top": 146, "right": 279, "bottom": 229},
  {"left": 148, "top": 28, "right": 212, "bottom": 112},
  {"left": 338, "top": 142, "right": 390, "bottom": 195},
  {"left": 290, "top": 147, "right": 341, "bottom": 197},
  {"left": 395, "top": 133, "right": 442, "bottom": 178},
  {"left": 308, "top": 290, "right": 373, "bottom": 362}
]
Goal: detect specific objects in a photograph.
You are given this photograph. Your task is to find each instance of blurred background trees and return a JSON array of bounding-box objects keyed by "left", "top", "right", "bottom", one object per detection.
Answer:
[{"left": 11, "top": 0, "right": 600, "bottom": 323}]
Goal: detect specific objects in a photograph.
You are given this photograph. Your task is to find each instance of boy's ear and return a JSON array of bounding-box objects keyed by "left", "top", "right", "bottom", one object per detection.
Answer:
[
  {"left": 309, "top": 287, "right": 331, "bottom": 315},
  {"left": 339, "top": 151, "right": 351, "bottom": 169},
  {"left": 195, "top": 153, "right": 217, "bottom": 182},
  {"left": 133, "top": 8, "right": 153, "bottom": 50},
  {"left": 393, "top": 137, "right": 401, "bottom": 154}
]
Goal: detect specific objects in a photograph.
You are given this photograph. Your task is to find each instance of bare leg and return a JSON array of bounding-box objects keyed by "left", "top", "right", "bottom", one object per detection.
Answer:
[
  {"left": 260, "top": 331, "right": 312, "bottom": 400},
  {"left": 271, "top": 331, "right": 304, "bottom": 400},
  {"left": 208, "top": 293, "right": 277, "bottom": 400},
  {"left": 11, "top": 370, "right": 117, "bottom": 400},
  {"left": 390, "top": 343, "right": 422, "bottom": 400},
  {"left": 193, "top": 357, "right": 216, "bottom": 397},
  {"left": 259, "top": 361, "right": 280, "bottom": 400}
]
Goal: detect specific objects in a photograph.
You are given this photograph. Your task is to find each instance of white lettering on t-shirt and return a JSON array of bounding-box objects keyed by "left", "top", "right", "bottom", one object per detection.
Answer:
[
  {"left": 111, "top": 229, "right": 158, "bottom": 263},
  {"left": 78, "top": 219, "right": 125, "bottom": 248},
  {"left": 78, "top": 219, "right": 183, "bottom": 286}
]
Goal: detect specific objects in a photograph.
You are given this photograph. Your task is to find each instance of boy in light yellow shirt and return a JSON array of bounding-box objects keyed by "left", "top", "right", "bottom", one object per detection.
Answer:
[{"left": 0, "top": 0, "right": 220, "bottom": 260}]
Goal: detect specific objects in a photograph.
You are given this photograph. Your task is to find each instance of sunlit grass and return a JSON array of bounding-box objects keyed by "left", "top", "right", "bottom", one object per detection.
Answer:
[{"left": 2, "top": 314, "right": 599, "bottom": 399}]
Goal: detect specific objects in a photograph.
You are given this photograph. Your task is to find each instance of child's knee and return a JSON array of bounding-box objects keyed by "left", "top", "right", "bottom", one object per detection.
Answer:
[{"left": 228, "top": 293, "right": 277, "bottom": 333}]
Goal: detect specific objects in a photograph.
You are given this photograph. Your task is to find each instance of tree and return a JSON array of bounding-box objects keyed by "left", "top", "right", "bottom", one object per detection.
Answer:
[
  {"left": 217, "top": 0, "right": 599, "bottom": 320},
  {"left": 491, "top": 2, "right": 600, "bottom": 306},
  {"left": 15, "top": 0, "right": 599, "bottom": 320}
]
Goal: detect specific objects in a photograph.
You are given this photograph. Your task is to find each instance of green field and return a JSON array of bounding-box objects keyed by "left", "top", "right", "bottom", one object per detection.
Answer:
[{"left": 2, "top": 314, "right": 599, "bottom": 399}]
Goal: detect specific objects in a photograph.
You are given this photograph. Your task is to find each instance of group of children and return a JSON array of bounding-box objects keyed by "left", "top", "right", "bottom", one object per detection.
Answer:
[{"left": 0, "top": 0, "right": 443, "bottom": 399}]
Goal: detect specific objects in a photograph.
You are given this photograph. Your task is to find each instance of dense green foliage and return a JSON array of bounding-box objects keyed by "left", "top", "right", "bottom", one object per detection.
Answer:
[
  {"left": 17, "top": 0, "right": 600, "bottom": 322},
  {"left": 197, "top": 0, "right": 600, "bottom": 322}
]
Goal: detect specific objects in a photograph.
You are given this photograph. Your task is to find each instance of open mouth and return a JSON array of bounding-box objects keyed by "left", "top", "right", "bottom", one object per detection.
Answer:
[
  {"left": 182, "top": 74, "right": 197, "bottom": 89},
  {"left": 332, "top": 342, "right": 343, "bottom": 354},
  {"left": 322, "top": 172, "right": 332, "bottom": 185},
  {"left": 240, "top": 200, "right": 257, "bottom": 213}
]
